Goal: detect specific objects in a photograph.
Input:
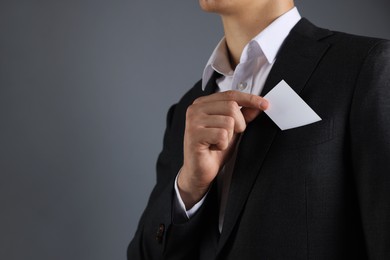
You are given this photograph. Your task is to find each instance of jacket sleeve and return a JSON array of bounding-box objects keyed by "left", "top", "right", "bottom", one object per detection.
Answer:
[
  {"left": 127, "top": 104, "right": 218, "bottom": 260},
  {"left": 350, "top": 40, "right": 390, "bottom": 259}
]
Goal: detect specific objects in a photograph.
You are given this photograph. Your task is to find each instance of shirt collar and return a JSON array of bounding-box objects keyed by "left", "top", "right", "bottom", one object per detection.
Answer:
[{"left": 202, "top": 7, "right": 301, "bottom": 90}]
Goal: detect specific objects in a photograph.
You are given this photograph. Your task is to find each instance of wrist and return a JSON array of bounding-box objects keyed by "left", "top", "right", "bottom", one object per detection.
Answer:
[{"left": 177, "top": 168, "right": 210, "bottom": 209}]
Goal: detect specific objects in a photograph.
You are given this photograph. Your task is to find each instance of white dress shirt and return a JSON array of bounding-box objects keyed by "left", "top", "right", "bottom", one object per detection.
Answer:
[{"left": 174, "top": 7, "right": 301, "bottom": 232}]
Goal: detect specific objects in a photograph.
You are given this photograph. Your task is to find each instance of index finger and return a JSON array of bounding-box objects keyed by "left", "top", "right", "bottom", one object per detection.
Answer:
[{"left": 193, "top": 90, "right": 269, "bottom": 110}]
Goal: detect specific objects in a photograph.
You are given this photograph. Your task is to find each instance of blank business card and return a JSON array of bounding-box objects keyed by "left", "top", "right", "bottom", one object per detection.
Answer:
[{"left": 264, "top": 80, "right": 321, "bottom": 130}]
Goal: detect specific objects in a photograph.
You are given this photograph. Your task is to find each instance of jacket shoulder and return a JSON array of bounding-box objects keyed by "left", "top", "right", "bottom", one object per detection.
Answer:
[{"left": 295, "top": 18, "right": 389, "bottom": 55}]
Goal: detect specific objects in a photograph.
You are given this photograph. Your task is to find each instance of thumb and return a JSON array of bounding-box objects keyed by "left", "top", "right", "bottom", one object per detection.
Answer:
[{"left": 241, "top": 100, "right": 268, "bottom": 123}]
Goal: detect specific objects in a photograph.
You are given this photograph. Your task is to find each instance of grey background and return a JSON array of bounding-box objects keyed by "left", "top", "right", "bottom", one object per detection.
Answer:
[{"left": 0, "top": 0, "right": 389, "bottom": 259}]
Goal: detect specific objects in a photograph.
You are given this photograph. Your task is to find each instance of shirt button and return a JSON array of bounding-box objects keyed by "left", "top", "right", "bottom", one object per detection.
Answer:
[{"left": 237, "top": 82, "right": 248, "bottom": 91}]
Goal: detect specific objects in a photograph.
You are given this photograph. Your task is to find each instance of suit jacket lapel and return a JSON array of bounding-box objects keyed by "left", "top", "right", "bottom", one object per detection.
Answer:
[{"left": 217, "top": 18, "right": 332, "bottom": 253}]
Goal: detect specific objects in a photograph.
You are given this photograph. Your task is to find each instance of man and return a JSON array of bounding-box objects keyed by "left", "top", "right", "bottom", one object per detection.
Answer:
[{"left": 128, "top": 0, "right": 390, "bottom": 259}]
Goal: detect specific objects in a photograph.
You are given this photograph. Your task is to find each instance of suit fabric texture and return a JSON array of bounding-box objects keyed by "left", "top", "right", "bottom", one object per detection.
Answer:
[{"left": 128, "top": 18, "right": 390, "bottom": 260}]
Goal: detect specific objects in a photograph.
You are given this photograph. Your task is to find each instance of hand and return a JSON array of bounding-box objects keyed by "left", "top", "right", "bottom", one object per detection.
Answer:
[{"left": 178, "top": 90, "right": 268, "bottom": 209}]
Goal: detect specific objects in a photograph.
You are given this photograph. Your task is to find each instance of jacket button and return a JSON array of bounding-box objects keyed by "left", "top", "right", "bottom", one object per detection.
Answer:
[{"left": 156, "top": 224, "right": 165, "bottom": 244}]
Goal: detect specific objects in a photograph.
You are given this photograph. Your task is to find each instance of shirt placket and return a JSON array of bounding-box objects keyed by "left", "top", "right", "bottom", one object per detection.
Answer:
[{"left": 232, "top": 60, "right": 255, "bottom": 94}]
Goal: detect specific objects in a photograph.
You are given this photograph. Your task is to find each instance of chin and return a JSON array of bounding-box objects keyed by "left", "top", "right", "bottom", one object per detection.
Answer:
[
  {"left": 199, "top": 0, "right": 213, "bottom": 12},
  {"left": 199, "top": 0, "right": 224, "bottom": 13}
]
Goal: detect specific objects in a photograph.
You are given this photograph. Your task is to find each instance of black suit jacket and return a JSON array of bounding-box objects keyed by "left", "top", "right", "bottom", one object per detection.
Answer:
[{"left": 128, "top": 18, "right": 390, "bottom": 259}]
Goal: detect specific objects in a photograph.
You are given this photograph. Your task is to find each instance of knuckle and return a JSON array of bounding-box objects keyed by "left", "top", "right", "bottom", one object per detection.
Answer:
[
  {"left": 185, "top": 106, "right": 193, "bottom": 119},
  {"left": 224, "top": 90, "right": 236, "bottom": 100},
  {"left": 226, "top": 100, "right": 238, "bottom": 113},
  {"left": 216, "top": 129, "right": 228, "bottom": 141},
  {"left": 193, "top": 96, "right": 204, "bottom": 105},
  {"left": 186, "top": 104, "right": 197, "bottom": 118},
  {"left": 249, "top": 94, "right": 259, "bottom": 106},
  {"left": 237, "top": 122, "right": 246, "bottom": 133},
  {"left": 225, "top": 116, "right": 235, "bottom": 128}
]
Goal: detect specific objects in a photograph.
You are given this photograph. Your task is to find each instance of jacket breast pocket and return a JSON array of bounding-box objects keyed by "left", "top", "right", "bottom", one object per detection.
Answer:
[{"left": 272, "top": 118, "right": 334, "bottom": 150}]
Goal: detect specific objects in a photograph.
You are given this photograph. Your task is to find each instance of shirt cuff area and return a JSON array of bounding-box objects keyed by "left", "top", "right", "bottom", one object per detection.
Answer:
[{"left": 173, "top": 172, "right": 208, "bottom": 220}]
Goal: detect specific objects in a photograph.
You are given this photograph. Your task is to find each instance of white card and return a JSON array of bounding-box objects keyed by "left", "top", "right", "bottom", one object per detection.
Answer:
[{"left": 264, "top": 80, "right": 321, "bottom": 130}]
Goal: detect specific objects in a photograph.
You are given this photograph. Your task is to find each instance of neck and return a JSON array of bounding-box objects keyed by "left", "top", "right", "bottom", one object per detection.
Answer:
[{"left": 221, "top": 2, "right": 294, "bottom": 68}]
